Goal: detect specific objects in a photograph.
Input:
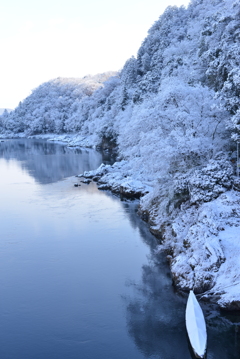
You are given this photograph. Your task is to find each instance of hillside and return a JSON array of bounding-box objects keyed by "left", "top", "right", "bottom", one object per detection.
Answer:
[
  {"left": 1, "top": 0, "right": 240, "bottom": 309},
  {"left": 0, "top": 72, "right": 117, "bottom": 134}
]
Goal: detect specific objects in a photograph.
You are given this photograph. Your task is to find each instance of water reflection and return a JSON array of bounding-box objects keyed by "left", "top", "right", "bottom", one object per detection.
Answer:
[
  {"left": 0, "top": 139, "right": 106, "bottom": 184},
  {"left": 1, "top": 139, "right": 239, "bottom": 359},
  {"left": 123, "top": 250, "right": 188, "bottom": 359},
  {"left": 121, "top": 201, "right": 157, "bottom": 251},
  {"left": 123, "top": 245, "right": 240, "bottom": 359}
]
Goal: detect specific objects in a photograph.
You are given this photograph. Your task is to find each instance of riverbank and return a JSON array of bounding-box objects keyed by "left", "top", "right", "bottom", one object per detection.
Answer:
[
  {"left": 1, "top": 133, "right": 240, "bottom": 310},
  {"left": 77, "top": 148, "right": 240, "bottom": 311},
  {"left": 0, "top": 132, "right": 101, "bottom": 148}
]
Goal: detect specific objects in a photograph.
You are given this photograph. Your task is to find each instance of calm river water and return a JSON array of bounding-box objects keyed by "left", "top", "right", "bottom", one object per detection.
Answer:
[{"left": 0, "top": 139, "right": 239, "bottom": 359}]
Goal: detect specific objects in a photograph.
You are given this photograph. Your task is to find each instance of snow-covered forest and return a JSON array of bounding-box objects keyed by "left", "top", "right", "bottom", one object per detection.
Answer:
[{"left": 1, "top": 0, "right": 240, "bottom": 309}]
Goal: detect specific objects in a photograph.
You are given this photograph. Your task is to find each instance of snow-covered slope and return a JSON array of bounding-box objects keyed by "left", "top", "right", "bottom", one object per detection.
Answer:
[
  {"left": 1, "top": 0, "right": 240, "bottom": 309},
  {"left": 0, "top": 72, "right": 118, "bottom": 135}
]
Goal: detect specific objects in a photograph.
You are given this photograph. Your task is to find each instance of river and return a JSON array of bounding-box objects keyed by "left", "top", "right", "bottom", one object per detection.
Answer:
[{"left": 0, "top": 139, "right": 239, "bottom": 359}]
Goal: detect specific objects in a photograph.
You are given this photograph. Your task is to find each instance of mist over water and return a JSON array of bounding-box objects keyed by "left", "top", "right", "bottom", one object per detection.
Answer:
[{"left": 0, "top": 139, "right": 239, "bottom": 359}]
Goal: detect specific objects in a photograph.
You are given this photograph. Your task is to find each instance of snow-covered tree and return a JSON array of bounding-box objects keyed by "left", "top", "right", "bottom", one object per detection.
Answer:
[{"left": 1, "top": 0, "right": 238, "bottom": 165}]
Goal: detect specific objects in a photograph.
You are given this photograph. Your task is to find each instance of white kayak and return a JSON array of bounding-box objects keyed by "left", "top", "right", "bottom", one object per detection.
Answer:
[{"left": 185, "top": 290, "right": 207, "bottom": 358}]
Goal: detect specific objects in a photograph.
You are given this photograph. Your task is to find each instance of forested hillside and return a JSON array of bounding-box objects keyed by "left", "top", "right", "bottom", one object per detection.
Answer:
[
  {"left": 0, "top": 73, "right": 117, "bottom": 135},
  {"left": 1, "top": 0, "right": 240, "bottom": 308},
  {"left": 1, "top": 0, "right": 239, "bottom": 175}
]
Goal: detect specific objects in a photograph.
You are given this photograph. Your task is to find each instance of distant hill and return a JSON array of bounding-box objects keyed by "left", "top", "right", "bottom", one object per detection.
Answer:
[{"left": 0, "top": 72, "right": 118, "bottom": 134}]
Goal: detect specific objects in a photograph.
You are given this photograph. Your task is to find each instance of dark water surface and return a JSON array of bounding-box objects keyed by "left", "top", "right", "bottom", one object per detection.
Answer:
[{"left": 0, "top": 139, "right": 239, "bottom": 359}]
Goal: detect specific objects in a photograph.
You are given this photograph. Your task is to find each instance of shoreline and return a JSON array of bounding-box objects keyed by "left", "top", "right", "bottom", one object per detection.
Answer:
[
  {"left": 1, "top": 133, "right": 240, "bottom": 310},
  {"left": 82, "top": 172, "right": 240, "bottom": 311}
]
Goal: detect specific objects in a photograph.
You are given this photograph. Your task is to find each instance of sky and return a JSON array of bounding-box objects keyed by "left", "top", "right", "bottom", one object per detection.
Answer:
[{"left": 0, "top": 0, "right": 190, "bottom": 109}]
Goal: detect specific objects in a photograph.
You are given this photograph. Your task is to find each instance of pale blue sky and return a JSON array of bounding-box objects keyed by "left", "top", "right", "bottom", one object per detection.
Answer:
[{"left": 0, "top": 0, "right": 190, "bottom": 109}]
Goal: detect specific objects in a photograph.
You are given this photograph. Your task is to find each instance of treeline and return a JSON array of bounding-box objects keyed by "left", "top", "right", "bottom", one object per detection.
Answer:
[{"left": 1, "top": 0, "right": 239, "bottom": 179}]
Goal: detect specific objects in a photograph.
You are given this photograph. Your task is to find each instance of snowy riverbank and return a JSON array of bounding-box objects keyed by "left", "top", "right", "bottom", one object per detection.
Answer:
[
  {"left": 6, "top": 133, "right": 240, "bottom": 310},
  {"left": 79, "top": 150, "right": 240, "bottom": 311},
  {"left": 1, "top": 0, "right": 240, "bottom": 311},
  {"left": 1, "top": 133, "right": 240, "bottom": 310},
  {"left": 0, "top": 132, "right": 99, "bottom": 147}
]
